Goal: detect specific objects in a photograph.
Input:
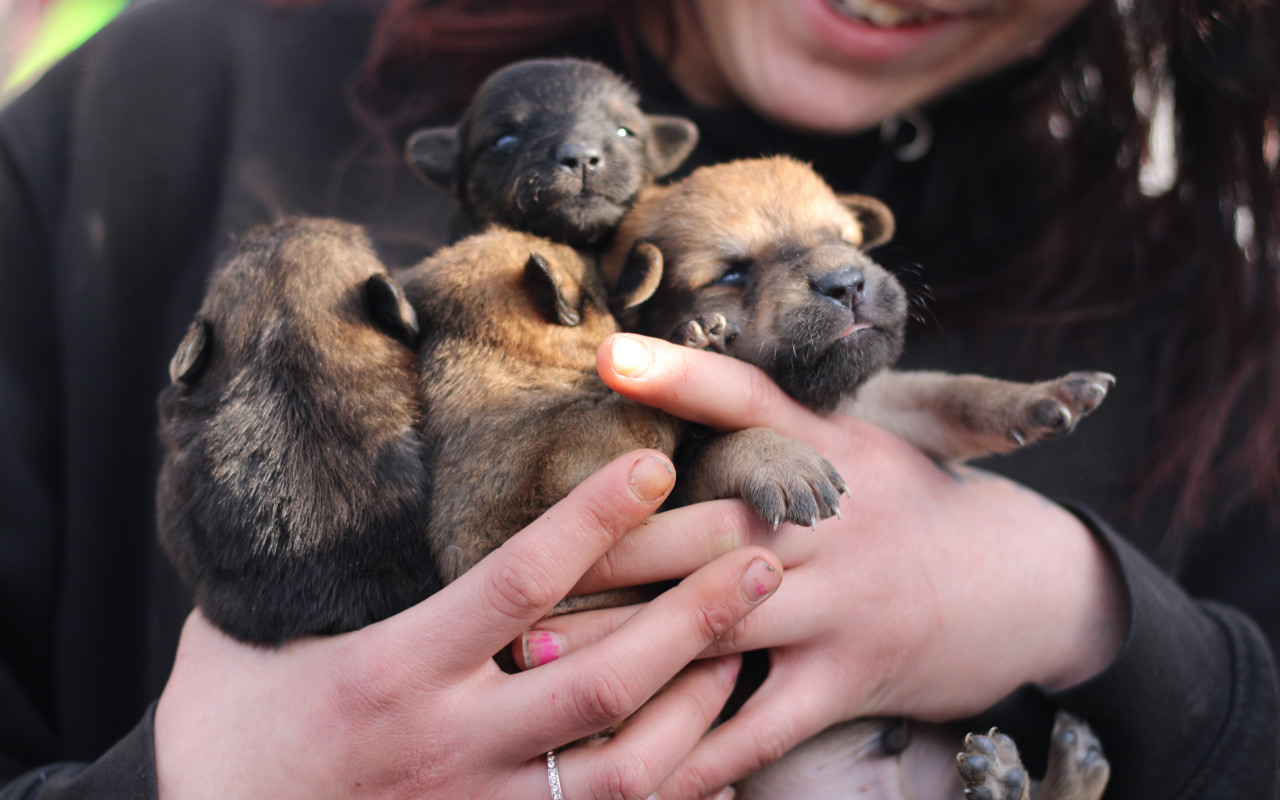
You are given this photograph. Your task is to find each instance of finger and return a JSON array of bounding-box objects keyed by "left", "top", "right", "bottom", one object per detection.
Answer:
[
  {"left": 523, "top": 562, "right": 836, "bottom": 667},
  {"left": 597, "top": 334, "right": 818, "bottom": 435},
  {"left": 543, "top": 655, "right": 743, "bottom": 800},
  {"left": 505, "top": 656, "right": 740, "bottom": 800},
  {"left": 654, "top": 668, "right": 839, "bottom": 800},
  {"left": 377, "top": 450, "right": 676, "bottom": 670},
  {"left": 573, "top": 499, "right": 775, "bottom": 594},
  {"left": 492, "top": 547, "right": 783, "bottom": 752}
]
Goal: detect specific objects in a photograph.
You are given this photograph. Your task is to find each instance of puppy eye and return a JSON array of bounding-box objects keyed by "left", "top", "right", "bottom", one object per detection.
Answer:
[
  {"left": 490, "top": 133, "right": 520, "bottom": 151},
  {"left": 711, "top": 258, "right": 753, "bottom": 287},
  {"left": 616, "top": 126, "right": 635, "bottom": 138}
]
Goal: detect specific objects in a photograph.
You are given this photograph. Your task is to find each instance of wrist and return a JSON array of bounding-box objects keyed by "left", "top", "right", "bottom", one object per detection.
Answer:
[{"left": 1036, "top": 508, "right": 1129, "bottom": 691}]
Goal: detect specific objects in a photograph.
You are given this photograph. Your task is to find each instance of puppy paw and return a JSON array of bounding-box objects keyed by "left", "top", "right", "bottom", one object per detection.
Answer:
[
  {"left": 1040, "top": 712, "right": 1110, "bottom": 800},
  {"left": 672, "top": 314, "right": 740, "bottom": 353},
  {"left": 1008, "top": 371, "right": 1114, "bottom": 446},
  {"left": 739, "top": 446, "right": 847, "bottom": 530},
  {"left": 957, "top": 728, "right": 1031, "bottom": 800}
]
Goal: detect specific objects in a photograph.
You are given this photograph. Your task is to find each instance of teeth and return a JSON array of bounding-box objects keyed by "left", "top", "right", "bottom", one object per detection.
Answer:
[{"left": 833, "top": 0, "right": 935, "bottom": 27}]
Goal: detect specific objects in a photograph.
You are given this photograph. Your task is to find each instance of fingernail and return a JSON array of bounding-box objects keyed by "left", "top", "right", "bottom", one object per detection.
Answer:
[
  {"left": 629, "top": 455, "right": 675, "bottom": 502},
  {"left": 611, "top": 335, "right": 651, "bottom": 377},
  {"left": 713, "top": 788, "right": 736, "bottom": 800},
  {"left": 714, "top": 655, "right": 740, "bottom": 690},
  {"left": 521, "top": 630, "right": 565, "bottom": 668},
  {"left": 740, "top": 558, "right": 780, "bottom": 605}
]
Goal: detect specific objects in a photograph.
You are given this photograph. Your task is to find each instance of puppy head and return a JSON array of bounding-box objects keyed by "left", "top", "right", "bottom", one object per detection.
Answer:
[
  {"left": 406, "top": 58, "right": 698, "bottom": 248},
  {"left": 156, "top": 218, "right": 430, "bottom": 641},
  {"left": 403, "top": 227, "right": 657, "bottom": 370},
  {"left": 609, "top": 156, "right": 907, "bottom": 413}
]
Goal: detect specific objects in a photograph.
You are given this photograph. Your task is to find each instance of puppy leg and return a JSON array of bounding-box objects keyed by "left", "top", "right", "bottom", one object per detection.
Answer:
[
  {"left": 843, "top": 370, "right": 1114, "bottom": 464},
  {"left": 1032, "top": 712, "right": 1109, "bottom": 800},
  {"left": 957, "top": 728, "right": 1032, "bottom": 800},
  {"left": 676, "top": 428, "right": 847, "bottom": 529}
]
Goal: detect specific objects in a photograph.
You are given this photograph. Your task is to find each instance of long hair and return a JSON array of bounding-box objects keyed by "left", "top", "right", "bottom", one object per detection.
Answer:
[{"left": 329, "top": 0, "right": 1280, "bottom": 534}]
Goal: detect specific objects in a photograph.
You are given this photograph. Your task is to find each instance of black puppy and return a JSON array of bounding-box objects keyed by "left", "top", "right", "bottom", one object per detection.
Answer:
[
  {"left": 405, "top": 58, "right": 698, "bottom": 248},
  {"left": 156, "top": 218, "right": 433, "bottom": 644}
]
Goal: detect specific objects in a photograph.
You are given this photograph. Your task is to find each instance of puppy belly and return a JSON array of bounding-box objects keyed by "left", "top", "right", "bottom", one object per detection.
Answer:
[{"left": 737, "top": 719, "right": 962, "bottom": 800}]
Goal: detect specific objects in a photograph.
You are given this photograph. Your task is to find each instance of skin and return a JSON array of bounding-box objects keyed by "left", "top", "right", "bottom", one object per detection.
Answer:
[
  {"left": 636, "top": 0, "right": 1095, "bottom": 134},
  {"left": 157, "top": 3, "right": 1120, "bottom": 797},
  {"left": 516, "top": 335, "right": 1127, "bottom": 799},
  {"left": 154, "top": 451, "right": 784, "bottom": 800}
]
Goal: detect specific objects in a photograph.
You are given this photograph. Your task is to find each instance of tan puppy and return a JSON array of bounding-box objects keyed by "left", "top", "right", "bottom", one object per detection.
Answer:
[
  {"left": 398, "top": 227, "right": 846, "bottom": 593},
  {"left": 605, "top": 157, "right": 1112, "bottom": 800},
  {"left": 607, "top": 155, "right": 1114, "bottom": 468}
]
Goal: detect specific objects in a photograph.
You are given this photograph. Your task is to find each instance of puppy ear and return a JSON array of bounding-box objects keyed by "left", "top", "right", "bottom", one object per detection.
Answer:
[
  {"left": 839, "top": 194, "right": 895, "bottom": 249},
  {"left": 365, "top": 273, "right": 420, "bottom": 348},
  {"left": 610, "top": 241, "right": 663, "bottom": 311},
  {"left": 645, "top": 115, "right": 699, "bottom": 178},
  {"left": 405, "top": 126, "right": 462, "bottom": 192},
  {"left": 169, "top": 318, "right": 212, "bottom": 386},
  {"left": 524, "top": 253, "right": 582, "bottom": 327}
]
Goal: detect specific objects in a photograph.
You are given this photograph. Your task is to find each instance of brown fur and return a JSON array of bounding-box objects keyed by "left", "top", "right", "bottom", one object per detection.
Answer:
[
  {"left": 607, "top": 156, "right": 1114, "bottom": 465},
  {"left": 399, "top": 226, "right": 845, "bottom": 592},
  {"left": 400, "top": 228, "right": 678, "bottom": 587},
  {"left": 156, "top": 218, "right": 433, "bottom": 645},
  {"left": 604, "top": 157, "right": 1112, "bottom": 799}
]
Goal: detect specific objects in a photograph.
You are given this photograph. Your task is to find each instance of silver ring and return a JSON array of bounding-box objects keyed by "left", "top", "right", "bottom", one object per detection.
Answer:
[{"left": 546, "top": 750, "right": 564, "bottom": 800}]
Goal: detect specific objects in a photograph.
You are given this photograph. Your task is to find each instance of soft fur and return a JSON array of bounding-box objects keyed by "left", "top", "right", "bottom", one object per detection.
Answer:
[
  {"left": 406, "top": 58, "right": 698, "bottom": 248},
  {"left": 156, "top": 218, "right": 433, "bottom": 645},
  {"left": 607, "top": 156, "right": 1114, "bottom": 465},
  {"left": 604, "top": 156, "right": 1113, "bottom": 800}
]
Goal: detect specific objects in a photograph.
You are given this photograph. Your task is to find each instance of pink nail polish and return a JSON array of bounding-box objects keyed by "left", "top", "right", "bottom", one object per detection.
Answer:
[
  {"left": 522, "top": 630, "right": 564, "bottom": 668},
  {"left": 740, "top": 558, "right": 780, "bottom": 605}
]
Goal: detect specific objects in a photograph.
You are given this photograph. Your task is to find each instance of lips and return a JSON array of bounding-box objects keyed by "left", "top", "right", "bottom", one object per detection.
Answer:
[
  {"left": 827, "top": 0, "right": 950, "bottom": 27},
  {"left": 837, "top": 321, "right": 874, "bottom": 339}
]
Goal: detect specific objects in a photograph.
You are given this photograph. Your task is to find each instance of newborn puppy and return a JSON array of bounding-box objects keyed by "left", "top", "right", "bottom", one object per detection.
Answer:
[
  {"left": 405, "top": 57, "right": 698, "bottom": 248},
  {"left": 399, "top": 227, "right": 844, "bottom": 590},
  {"left": 607, "top": 156, "right": 1114, "bottom": 465},
  {"left": 156, "top": 218, "right": 433, "bottom": 645},
  {"left": 605, "top": 156, "right": 1113, "bottom": 799}
]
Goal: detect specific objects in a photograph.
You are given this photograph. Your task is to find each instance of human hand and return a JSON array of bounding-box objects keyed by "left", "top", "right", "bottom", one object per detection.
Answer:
[
  {"left": 153, "top": 450, "right": 784, "bottom": 800},
  {"left": 516, "top": 334, "right": 1128, "bottom": 798}
]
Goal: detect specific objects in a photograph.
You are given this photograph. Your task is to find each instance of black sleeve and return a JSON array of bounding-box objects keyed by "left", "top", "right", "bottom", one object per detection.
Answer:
[
  {"left": 0, "top": 52, "right": 73, "bottom": 784},
  {"left": 0, "top": 708, "right": 157, "bottom": 800},
  {"left": 1049, "top": 508, "right": 1280, "bottom": 799}
]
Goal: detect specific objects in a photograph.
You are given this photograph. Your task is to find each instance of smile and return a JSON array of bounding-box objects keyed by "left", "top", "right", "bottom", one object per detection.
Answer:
[{"left": 826, "top": 0, "right": 958, "bottom": 28}]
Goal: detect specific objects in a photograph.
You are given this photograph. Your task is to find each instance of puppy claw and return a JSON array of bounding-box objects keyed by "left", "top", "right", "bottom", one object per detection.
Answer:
[
  {"left": 957, "top": 726, "right": 1031, "bottom": 800},
  {"left": 672, "top": 313, "right": 740, "bottom": 353}
]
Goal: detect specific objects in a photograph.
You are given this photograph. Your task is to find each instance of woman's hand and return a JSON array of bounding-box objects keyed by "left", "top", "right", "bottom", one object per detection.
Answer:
[
  {"left": 518, "top": 334, "right": 1128, "bottom": 799},
  {"left": 154, "top": 450, "right": 783, "bottom": 800}
]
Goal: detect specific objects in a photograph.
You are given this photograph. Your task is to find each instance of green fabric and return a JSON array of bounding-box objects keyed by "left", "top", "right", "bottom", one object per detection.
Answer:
[{"left": 5, "top": 0, "right": 129, "bottom": 92}]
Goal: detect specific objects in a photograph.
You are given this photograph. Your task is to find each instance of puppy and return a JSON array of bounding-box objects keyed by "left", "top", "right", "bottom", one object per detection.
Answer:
[
  {"left": 607, "top": 156, "right": 1115, "bottom": 467},
  {"left": 405, "top": 58, "right": 698, "bottom": 248},
  {"left": 399, "top": 227, "right": 845, "bottom": 591},
  {"left": 156, "top": 218, "right": 433, "bottom": 645},
  {"left": 605, "top": 156, "right": 1112, "bottom": 800}
]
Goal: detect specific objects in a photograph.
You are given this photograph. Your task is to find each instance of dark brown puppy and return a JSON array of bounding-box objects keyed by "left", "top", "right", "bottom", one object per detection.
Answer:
[
  {"left": 400, "top": 227, "right": 845, "bottom": 590},
  {"left": 607, "top": 156, "right": 1114, "bottom": 466},
  {"left": 406, "top": 58, "right": 698, "bottom": 248},
  {"left": 156, "top": 218, "right": 433, "bottom": 645}
]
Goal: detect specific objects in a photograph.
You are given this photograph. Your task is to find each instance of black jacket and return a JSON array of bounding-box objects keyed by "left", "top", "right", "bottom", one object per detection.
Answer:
[{"left": 0, "top": 0, "right": 1275, "bottom": 797}]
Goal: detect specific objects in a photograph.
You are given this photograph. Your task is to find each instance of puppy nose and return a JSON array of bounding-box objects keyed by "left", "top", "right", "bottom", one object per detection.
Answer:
[
  {"left": 812, "top": 268, "right": 866, "bottom": 310},
  {"left": 556, "top": 141, "right": 603, "bottom": 171}
]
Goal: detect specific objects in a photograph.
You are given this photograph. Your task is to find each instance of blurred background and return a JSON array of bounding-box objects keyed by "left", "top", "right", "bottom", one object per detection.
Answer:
[{"left": 2, "top": 0, "right": 131, "bottom": 101}]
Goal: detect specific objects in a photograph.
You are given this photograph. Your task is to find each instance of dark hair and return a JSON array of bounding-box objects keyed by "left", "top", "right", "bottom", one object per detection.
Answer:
[
  {"left": 900, "top": 0, "right": 1280, "bottom": 533},
  {"left": 339, "top": 0, "right": 1279, "bottom": 533}
]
